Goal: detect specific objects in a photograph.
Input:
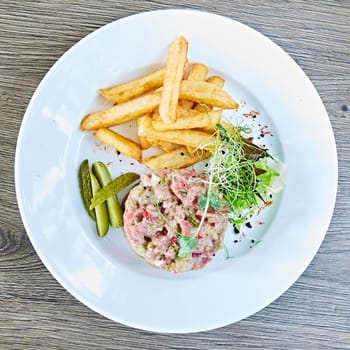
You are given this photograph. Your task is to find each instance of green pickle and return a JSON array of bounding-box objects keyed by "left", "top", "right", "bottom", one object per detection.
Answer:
[
  {"left": 90, "top": 172, "right": 140, "bottom": 210},
  {"left": 92, "top": 162, "right": 123, "bottom": 228},
  {"left": 78, "top": 159, "right": 95, "bottom": 220},
  {"left": 90, "top": 172, "right": 109, "bottom": 237}
]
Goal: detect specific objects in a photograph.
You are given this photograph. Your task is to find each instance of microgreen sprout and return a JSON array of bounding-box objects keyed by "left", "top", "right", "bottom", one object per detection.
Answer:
[{"left": 197, "top": 121, "right": 279, "bottom": 231}]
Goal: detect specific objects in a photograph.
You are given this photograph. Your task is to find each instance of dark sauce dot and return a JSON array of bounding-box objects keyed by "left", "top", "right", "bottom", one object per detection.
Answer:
[
  {"left": 205, "top": 163, "right": 209, "bottom": 167},
  {"left": 260, "top": 133, "right": 265, "bottom": 138},
  {"left": 119, "top": 159, "right": 122, "bottom": 162},
  {"left": 180, "top": 152, "right": 185, "bottom": 156},
  {"left": 341, "top": 105, "right": 348, "bottom": 111},
  {"left": 234, "top": 240, "right": 238, "bottom": 243},
  {"left": 251, "top": 239, "right": 255, "bottom": 243},
  {"left": 234, "top": 226, "right": 240, "bottom": 234},
  {"left": 130, "top": 162, "right": 134, "bottom": 166},
  {"left": 116, "top": 151, "right": 121, "bottom": 155},
  {"left": 245, "top": 222, "right": 252, "bottom": 228}
]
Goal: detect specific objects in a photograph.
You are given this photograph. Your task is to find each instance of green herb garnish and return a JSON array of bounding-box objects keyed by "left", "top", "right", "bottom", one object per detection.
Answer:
[
  {"left": 177, "top": 236, "right": 199, "bottom": 258},
  {"left": 203, "top": 122, "right": 280, "bottom": 226}
]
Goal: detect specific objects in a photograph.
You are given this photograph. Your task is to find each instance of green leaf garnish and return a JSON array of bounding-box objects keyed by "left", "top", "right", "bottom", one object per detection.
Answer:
[
  {"left": 177, "top": 236, "right": 199, "bottom": 258},
  {"left": 199, "top": 194, "right": 207, "bottom": 208},
  {"left": 209, "top": 193, "right": 221, "bottom": 209}
]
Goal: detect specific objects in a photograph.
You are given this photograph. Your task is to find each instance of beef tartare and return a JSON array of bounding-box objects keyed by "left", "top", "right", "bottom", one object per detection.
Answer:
[{"left": 123, "top": 169, "right": 229, "bottom": 273}]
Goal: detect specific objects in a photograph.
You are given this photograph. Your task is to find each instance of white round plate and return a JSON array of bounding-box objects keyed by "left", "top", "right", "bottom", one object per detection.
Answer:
[{"left": 15, "top": 9, "right": 337, "bottom": 333}]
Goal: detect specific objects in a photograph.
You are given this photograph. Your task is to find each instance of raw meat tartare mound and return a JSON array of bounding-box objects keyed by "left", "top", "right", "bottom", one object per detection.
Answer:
[{"left": 123, "top": 169, "right": 229, "bottom": 273}]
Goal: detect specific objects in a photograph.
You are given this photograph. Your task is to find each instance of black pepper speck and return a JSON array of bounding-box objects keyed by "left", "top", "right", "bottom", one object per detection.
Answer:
[{"left": 341, "top": 105, "right": 348, "bottom": 112}]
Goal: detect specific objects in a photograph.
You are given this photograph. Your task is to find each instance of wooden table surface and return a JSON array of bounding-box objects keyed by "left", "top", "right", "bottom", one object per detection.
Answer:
[{"left": 1, "top": 1, "right": 349, "bottom": 349}]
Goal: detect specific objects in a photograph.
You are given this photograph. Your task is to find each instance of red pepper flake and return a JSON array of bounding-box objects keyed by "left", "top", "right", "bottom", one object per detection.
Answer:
[
  {"left": 257, "top": 221, "right": 264, "bottom": 225},
  {"left": 195, "top": 214, "right": 202, "bottom": 221},
  {"left": 264, "top": 131, "right": 272, "bottom": 135},
  {"left": 143, "top": 210, "right": 151, "bottom": 220},
  {"left": 192, "top": 252, "right": 202, "bottom": 257},
  {"left": 171, "top": 237, "right": 178, "bottom": 245},
  {"left": 265, "top": 201, "right": 273, "bottom": 207},
  {"left": 197, "top": 234, "right": 203, "bottom": 239}
]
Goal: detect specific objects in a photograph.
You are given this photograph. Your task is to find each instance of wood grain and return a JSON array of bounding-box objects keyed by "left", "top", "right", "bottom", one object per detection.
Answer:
[{"left": 1, "top": 0, "right": 349, "bottom": 349}]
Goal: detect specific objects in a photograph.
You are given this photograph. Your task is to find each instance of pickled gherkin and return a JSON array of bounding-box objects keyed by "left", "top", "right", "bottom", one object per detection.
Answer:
[
  {"left": 78, "top": 159, "right": 95, "bottom": 220},
  {"left": 92, "top": 162, "right": 123, "bottom": 228},
  {"left": 90, "top": 172, "right": 140, "bottom": 210},
  {"left": 90, "top": 172, "right": 109, "bottom": 237}
]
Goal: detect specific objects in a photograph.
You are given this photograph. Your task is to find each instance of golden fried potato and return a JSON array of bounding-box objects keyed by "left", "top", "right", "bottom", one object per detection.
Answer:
[
  {"left": 143, "top": 146, "right": 211, "bottom": 170},
  {"left": 193, "top": 75, "right": 226, "bottom": 112},
  {"left": 137, "top": 114, "right": 152, "bottom": 150},
  {"left": 146, "top": 138, "right": 180, "bottom": 152},
  {"left": 94, "top": 128, "right": 142, "bottom": 161},
  {"left": 152, "top": 109, "right": 222, "bottom": 131},
  {"left": 207, "top": 75, "right": 225, "bottom": 88},
  {"left": 81, "top": 92, "right": 161, "bottom": 130},
  {"left": 179, "top": 80, "right": 238, "bottom": 109},
  {"left": 159, "top": 36, "right": 188, "bottom": 123},
  {"left": 100, "top": 68, "right": 166, "bottom": 104},
  {"left": 180, "top": 63, "right": 209, "bottom": 109},
  {"left": 137, "top": 115, "right": 215, "bottom": 151}
]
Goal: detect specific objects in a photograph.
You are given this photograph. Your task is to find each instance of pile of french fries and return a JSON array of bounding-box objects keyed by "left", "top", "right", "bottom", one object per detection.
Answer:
[{"left": 80, "top": 36, "right": 239, "bottom": 170}]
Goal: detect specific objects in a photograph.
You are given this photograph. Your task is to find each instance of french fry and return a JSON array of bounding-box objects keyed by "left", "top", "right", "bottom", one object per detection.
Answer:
[
  {"left": 207, "top": 75, "right": 225, "bottom": 88},
  {"left": 152, "top": 109, "right": 222, "bottom": 131},
  {"left": 81, "top": 92, "right": 161, "bottom": 130},
  {"left": 159, "top": 36, "right": 188, "bottom": 123},
  {"left": 152, "top": 104, "right": 199, "bottom": 121},
  {"left": 180, "top": 63, "right": 209, "bottom": 109},
  {"left": 137, "top": 115, "right": 152, "bottom": 149},
  {"left": 94, "top": 128, "right": 142, "bottom": 161},
  {"left": 143, "top": 146, "right": 211, "bottom": 170},
  {"left": 180, "top": 80, "right": 238, "bottom": 109},
  {"left": 138, "top": 115, "right": 215, "bottom": 151},
  {"left": 194, "top": 75, "right": 226, "bottom": 113},
  {"left": 146, "top": 138, "right": 180, "bottom": 152},
  {"left": 100, "top": 68, "right": 166, "bottom": 104}
]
